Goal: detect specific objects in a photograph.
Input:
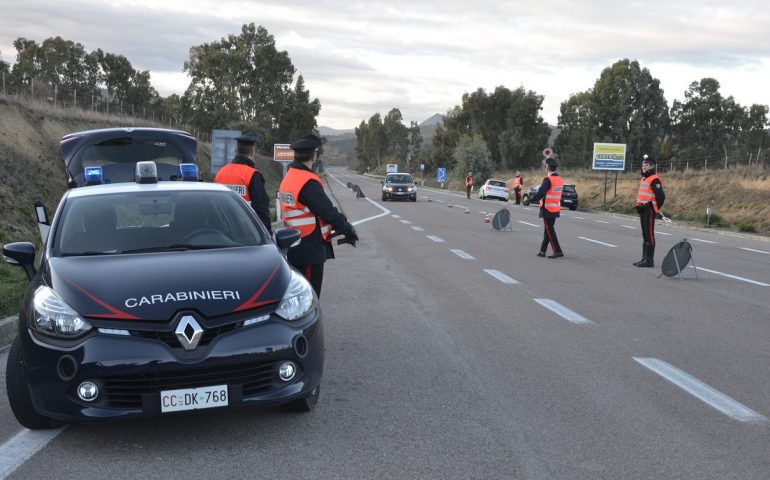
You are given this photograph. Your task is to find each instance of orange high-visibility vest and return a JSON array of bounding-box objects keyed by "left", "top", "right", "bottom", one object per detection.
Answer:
[
  {"left": 540, "top": 174, "right": 563, "bottom": 213},
  {"left": 465, "top": 176, "right": 473, "bottom": 187},
  {"left": 636, "top": 174, "right": 662, "bottom": 213},
  {"left": 513, "top": 176, "right": 523, "bottom": 188},
  {"left": 214, "top": 163, "right": 257, "bottom": 201},
  {"left": 278, "top": 168, "right": 332, "bottom": 241}
]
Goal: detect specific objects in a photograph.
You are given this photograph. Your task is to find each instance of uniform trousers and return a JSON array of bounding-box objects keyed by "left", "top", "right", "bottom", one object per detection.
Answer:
[{"left": 540, "top": 218, "right": 562, "bottom": 254}]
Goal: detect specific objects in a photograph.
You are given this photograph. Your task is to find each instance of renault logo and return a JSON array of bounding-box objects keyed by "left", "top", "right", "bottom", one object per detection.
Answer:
[{"left": 175, "top": 315, "right": 203, "bottom": 350}]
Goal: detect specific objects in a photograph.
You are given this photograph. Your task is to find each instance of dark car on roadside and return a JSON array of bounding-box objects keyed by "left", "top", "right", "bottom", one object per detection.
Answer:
[
  {"left": 522, "top": 183, "right": 579, "bottom": 210},
  {"left": 381, "top": 173, "right": 417, "bottom": 201},
  {"left": 2, "top": 136, "right": 323, "bottom": 429}
]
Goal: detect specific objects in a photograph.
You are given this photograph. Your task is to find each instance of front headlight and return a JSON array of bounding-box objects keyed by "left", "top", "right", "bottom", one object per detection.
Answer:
[
  {"left": 406, "top": 186, "right": 415, "bottom": 192},
  {"left": 383, "top": 186, "right": 393, "bottom": 192},
  {"left": 276, "top": 270, "right": 315, "bottom": 321},
  {"left": 32, "top": 286, "right": 92, "bottom": 337}
]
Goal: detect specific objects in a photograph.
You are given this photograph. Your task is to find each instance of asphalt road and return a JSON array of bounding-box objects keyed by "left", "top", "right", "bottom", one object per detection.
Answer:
[{"left": 1, "top": 167, "right": 768, "bottom": 479}]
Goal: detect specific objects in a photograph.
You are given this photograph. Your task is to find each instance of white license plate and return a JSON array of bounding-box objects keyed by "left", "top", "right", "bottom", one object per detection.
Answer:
[
  {"left": 160, "top": 384, "right": 229, "bottom": 413},
  {"left": 563, "top": 199, "right": 572, "bottom": 203}
]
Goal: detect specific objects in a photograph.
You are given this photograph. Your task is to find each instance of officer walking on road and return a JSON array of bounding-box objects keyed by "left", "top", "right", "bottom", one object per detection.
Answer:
[
  {"left": 513, "top": 170, "right": 524, "bottom": 205},
  {"left": 278, "top": 134, "right": 358, "bottom": 297},
  {"left": 214, "top": 131, "right": 272, "bottom": 235},
  {"left": 530, "top": 157, "right": 564, "bottom": 258},
  {"left": 465, "top": 172, "right": 474, "bottom": 199},
  {"left": 633, "top": 155, "right": 665, "bottom": 267}
]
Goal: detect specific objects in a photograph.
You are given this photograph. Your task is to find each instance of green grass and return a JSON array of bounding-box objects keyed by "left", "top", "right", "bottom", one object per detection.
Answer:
[
  {"left": 738, "top": 221, "right": 757, "bottom": 233},
  {"left": 0, "top": 262, "right": 27, "bottom": 318}
]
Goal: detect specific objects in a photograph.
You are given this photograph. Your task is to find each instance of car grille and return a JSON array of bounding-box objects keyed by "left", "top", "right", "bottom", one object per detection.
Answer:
[
  {"left": 101, "top": 362, "right": 279, "bottom": 408},
  {"left": 130, "top": 321, "right": 243, "bottom": 349}
]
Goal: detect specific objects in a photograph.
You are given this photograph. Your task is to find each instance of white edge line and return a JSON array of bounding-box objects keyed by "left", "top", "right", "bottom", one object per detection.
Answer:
[
  {"left": 693, "top": 266, "right": 770, "bottom": 287},
  {"left": 578, "top": 236, "right": 618, "bottom": 248},
  {"left": 740, "top": 247, "right": 770, "bottom": 255},
  {"left": 483, "top": 269, "right": 519, "bottom": 284},
  {"left": 633, "top": 357, "right": 767, "bottom": 423},
  {"left": 0, "top": 427, "right": 68, "bottom": 478},
  {"left": 533, "top": 299, "right": 593, "bottom": 324}
]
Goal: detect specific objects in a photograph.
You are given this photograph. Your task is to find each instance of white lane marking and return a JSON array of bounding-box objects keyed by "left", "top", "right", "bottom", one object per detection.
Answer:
[
  {"left": 326, "top": 172, "right": 391, "bottom": 226},
  {"left": 633, "top": 357, "right": 767, "bottom": 424},
  {"left": 594, "top": 220, "right": 610, "bottom": 224},
  {"left": 578, "top": 236, "right": 617, "bottom": 247},
  {"left": 411, "top": 226, "right": 424, "bottom": 231},
  {"left": 517, "top": 221, "right": 540, "bottom": 228},
  {"left": 573, "top": 216, "right": 585, "bottom": 219},
  {"left": 450, "top": 249, "right": 475, "bottom": 260},
  {"left": 657, "top": 231, "right": 673, "bottom": 236},
  {"left": 740, "top": 247, "right": 770, "bottom": 255},
  {"left": 621, "top": 225, "right": 637, "bottom": 229},
  {"left": 533, "top": 299, "right": 593, "bottom": 325},
  {"left": 691, "top": 238, "right": 717, "bottom": 244},
  {"left": 399, "top": 219, "right": 412, "bottom": 224},
  {"left": 434, "top": 199, "right": 444, "bottom": 203},
  {"left": 391, "top": 214, "right": 401, "bottom": 219},
  {"left": 426, "top": 235, "right": 444, "bottom": 243},
  {"left": 0, "top": 427, "right": 68, "bottom": 478},
  {"left": 693, "top": 267, "right": 770, "bottom": 287},
  {"left": 484, "top": 269, "right": 519, "bottom": 284}
]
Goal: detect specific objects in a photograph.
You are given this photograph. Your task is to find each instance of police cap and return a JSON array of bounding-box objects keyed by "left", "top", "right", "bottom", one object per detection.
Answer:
[
  {"left": 545, "top": 156, "right": 558, "bottom": 168},
  {"left": 642, "top": 154, "right": 656, "bottom": 165},
  {"left": 290, "top": 134, "right": 322, "bottom": 153},
  {"left": 235, "top": 131, "right": 259, "bottom": 145}
]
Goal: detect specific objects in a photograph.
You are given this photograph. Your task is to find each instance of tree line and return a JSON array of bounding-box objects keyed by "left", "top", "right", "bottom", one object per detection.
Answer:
[
  {"left": 0, "top": 24, "right": 320, "bottom": 156},
  {"left": 355, "top": 59, "right": 769, "bottom": 183}
]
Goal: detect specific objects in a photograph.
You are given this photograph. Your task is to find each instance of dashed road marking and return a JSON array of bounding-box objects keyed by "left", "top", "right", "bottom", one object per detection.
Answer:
[
  {"left": 633, "top": 357, "right": 767, "bottom": 423},
  {"left": 573, "top": 216, "right": 585, "bottom": 219},
  {"left": 399, "top": 219, "right": 412, "bottom": 224},
  {"left": 533, "top": 299, "right": 593, "bottom": 324},
  {"left": 426, "top": 235, "right": 444, "bottom": 243},
  {"left": 391, "top": 214, "right": 401, "bottom": 219},
  {"left": 450, "top": 249, "right": 475, "bottom": 260},
  {"left": 621, "top": 225, "right": 637, "bottom": 229},
  {"left": 594, "top": 220, "right": 610, "bottom": 224},
  {"left": 411, "top": 226, "right": 424, "bottom": 231},
  {"left": 517, "top": 221, "right": 540, "bottom": 228},
  {"left": 483, "top": 269, "right": 519, "bottom": 284},
  {"left": 691, "top": 238, "right": 717, "bottom": 244},
  {"left": 578, "top": 236, "right": 617, "bottom": 247}
]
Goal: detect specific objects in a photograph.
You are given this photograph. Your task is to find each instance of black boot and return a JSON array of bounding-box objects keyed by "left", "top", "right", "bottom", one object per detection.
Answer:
[
  {"left": 632, "top": 243, "right": 648, "bottom": 266},
  {"left": 636, "top": 244, "right": 655, "bottom": 267}
]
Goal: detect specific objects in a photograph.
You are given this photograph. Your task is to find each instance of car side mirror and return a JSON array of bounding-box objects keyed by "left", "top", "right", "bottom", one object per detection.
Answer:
[
  {"left": 274, "top": 228, "right": 301, "bottom": 258},
  {"left": 380, "top": 180, "right": 384, "bottom": 185},
  {"left": 2, "top": 242, "right": 37, "bottom": 280}
]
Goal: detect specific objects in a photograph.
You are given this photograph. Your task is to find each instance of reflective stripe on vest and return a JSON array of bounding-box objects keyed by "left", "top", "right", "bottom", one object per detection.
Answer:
[
  {"left": 214, "top": 163, "right": 257, "bottom": 201},
  {"left": 636, "top": 174, "right": 661, "bottom": 213},
  {"left": 278, "top": 168, "right": 332, "bottom": 241},
  {"left": 540, "top": 174, "right": 563, "bottom": 213}
]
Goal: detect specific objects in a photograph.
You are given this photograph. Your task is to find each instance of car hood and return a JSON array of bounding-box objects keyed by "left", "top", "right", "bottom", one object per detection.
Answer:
[{"left": 47, "top": 246, "right": 291, "bottom": 321}]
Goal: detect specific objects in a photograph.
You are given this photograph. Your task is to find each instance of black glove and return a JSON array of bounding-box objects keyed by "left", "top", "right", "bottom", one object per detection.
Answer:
[
  {"left": 337, "top": 227, "right": 358, "bottom": 247},
  {"left": 655, "top": 212, "right": 664, "bottom": 220}
]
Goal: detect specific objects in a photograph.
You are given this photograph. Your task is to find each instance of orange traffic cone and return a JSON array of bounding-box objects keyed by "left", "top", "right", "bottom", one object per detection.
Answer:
[
  {"left": 483, "top": 212, "right": 491, "bottom": 223},
  {"left": 448, "top": 201, "right": 453, "bottom": 208},
  {"left": 465, "top": 206, "right": 470, "bottom": 214}
]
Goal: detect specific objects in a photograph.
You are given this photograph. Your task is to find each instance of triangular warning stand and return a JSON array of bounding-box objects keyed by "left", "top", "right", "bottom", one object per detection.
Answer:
[
  {"left": 356, "top": 187, "right": 366, "bottom": 199},
  {"left": 491, "top": 208, "right": 512, "bottom": 231},
  {"left": 658, "top": 239, "right": 698, "bottom": 280}
]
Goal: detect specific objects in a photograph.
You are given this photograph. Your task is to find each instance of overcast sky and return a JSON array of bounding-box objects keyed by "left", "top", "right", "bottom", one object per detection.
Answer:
[{"left": 1, "top": 0, "right": 768, "bottom": 130}]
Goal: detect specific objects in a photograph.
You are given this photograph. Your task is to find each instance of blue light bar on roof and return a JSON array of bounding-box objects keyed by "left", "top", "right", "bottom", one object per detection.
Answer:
[
  {"left": 179, "top": 163, "right": 199, "bottom": 181},
  {"left": 84, "top": 166, "right": 103, "bottom": 185}
]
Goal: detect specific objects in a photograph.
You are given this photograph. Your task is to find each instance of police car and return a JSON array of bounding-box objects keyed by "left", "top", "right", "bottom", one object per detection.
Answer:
[{"left": 2, "top": 160, "right": 323, "bottom": 429}]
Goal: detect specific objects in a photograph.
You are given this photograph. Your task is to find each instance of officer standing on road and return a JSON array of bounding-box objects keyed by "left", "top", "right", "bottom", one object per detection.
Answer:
[
  {"left": 633, "top": 155, "right": 665, "bottom": 267},
  {"left": 513, "top": 170, "right": 524, "bottom": 204},
  {"left": 465, "top": 172, "right": 474, "bottom": 199},
  {"left": 530, "top": 157, "right": 564, "bottom": 258},
  {"left": 278, "top": 134, "right": 358, "bottom": 297},
  {"left": 214, "top": 131, "right": 272, "bottom": 235}
]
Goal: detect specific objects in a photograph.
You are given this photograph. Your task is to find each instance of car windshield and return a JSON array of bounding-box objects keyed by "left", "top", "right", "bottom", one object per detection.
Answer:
[
  {"left": 72, "top": 137, "right": 187, "bottom": 185},
  {"left": 563, "top": 185, "right": 576, "bottom": 193},
  {"left": 53, "top": 190, "right": 268, "bottom": 256},
  {"left": 488, "top": 180, "right": 506, "bottom": 187},
  {"left": 387, "top": 175, "right": 413, "bottom": 183}
]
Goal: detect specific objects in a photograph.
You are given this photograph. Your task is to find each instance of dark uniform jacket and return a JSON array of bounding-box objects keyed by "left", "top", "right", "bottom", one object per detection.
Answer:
[
  {"left": 226, "top": 155, "right": 272, "bottom": 234},
  {"left": 284, "top": 161, "right": 354, "bottom": 266},
  {"left": 529, "top": 172, "right": 562, "bottom": 219}
]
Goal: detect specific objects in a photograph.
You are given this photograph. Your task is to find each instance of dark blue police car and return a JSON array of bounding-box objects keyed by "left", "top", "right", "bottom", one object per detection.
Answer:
[{"left": 3, "top": 148, "right": 323, "bottom": 429}]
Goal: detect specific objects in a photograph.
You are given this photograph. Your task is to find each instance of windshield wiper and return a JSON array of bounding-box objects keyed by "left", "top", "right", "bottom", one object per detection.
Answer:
[
  {"left": 121, "top": 244, "right": 222, "bottom": 253},
  {"left": 61, "top": 250, "right": 119, "bottom": 257}
]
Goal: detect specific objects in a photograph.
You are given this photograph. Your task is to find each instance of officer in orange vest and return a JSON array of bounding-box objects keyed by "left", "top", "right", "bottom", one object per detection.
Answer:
[
  {"left": 529, "top": 157, "right": 564, "bottom": 258},
  {"left": 633, "top": 155, "right": 665, "bottom": 267},
  {"left": 513, "top": 171, "right": 524, "bottom": 204},
  {"left": 278, "top": 134, "right": 358, "bottom": 297},
  {"left": 214, "top": 131, "right": 272, "bottom": 235}
]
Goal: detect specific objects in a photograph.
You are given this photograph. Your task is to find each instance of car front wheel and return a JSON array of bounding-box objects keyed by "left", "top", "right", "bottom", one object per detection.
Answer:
[
  {"left": 6, "top": 337, "right": 62, "bottom": 430},
  {"left": 522, "top": 194, "right": 530, "bottom": 206}
]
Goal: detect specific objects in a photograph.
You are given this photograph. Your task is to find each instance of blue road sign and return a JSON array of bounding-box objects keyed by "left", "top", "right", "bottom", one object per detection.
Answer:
[{"left": 437, "top": 168, "right": 446, "bottom": 182}]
